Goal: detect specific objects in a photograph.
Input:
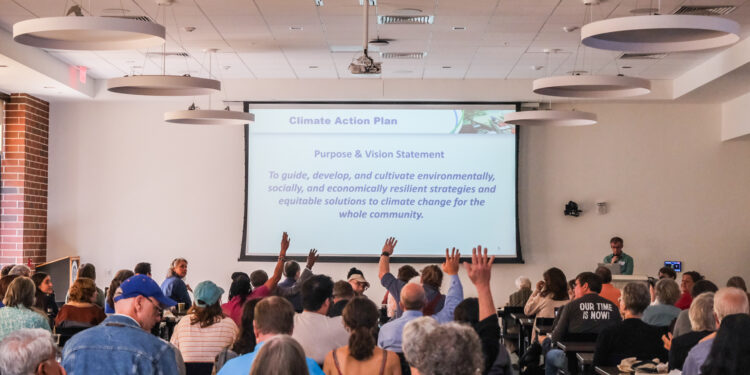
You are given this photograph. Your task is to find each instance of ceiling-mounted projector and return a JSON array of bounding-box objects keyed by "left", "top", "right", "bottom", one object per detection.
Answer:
[{"left": 349, "top": 53, "right": 381, "bottom": 74}]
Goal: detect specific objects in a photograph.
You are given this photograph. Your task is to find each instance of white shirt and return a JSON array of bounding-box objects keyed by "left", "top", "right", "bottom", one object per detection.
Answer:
[{"left": 292, "top": 311, "right": 349, "bottom": 363}]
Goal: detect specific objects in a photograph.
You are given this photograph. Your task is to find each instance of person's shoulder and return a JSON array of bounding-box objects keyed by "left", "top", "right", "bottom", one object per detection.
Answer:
[
  {"left": 305, "top": 357, "right": 325, "bottom": 374},
  {"left": 218, "top": 353, "right": 254, "bottom": 375}
]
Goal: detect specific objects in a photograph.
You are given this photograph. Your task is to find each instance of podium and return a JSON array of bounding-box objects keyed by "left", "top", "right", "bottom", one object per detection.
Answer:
[
  {"left": 611, "top": 274, "right": 649, "bottom": 290},
  {"left": 35, "top": 256, "right": 80, "bottom": 304}
]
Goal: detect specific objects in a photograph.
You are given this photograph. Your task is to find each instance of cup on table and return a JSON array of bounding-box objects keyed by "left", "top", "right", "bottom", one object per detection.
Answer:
[{"left": 177, "top": 302, "right": 186, "bottom": 314}]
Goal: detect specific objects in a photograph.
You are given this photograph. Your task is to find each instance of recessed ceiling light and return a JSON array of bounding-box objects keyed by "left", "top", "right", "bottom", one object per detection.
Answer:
[
  {"left": 531, "top": 65, "right": 544, "bottom": 71},
  {"left": 0, "top": 65, "right": 8, "bottom": 68},
  {"left": 393, "top": 69, "right": 414, "bottom": 74},
  {"left": 442, "top": 66, "right": 452, "bottom": 69},
  {"left": 452, "top": 26, "right": 466, "bottom": 31},
  {"left": 309, "top": 65, "right": 319, "bottom": 69},
  {"left": 183, "top": 26, "right": 196, "bottom": 32},
  {"left": 223, "top": 65, "right": 231, "bottom": 70},
  {"left": 622, "top": 66, "right": 632, "bottom": 69},
  {"left": 43, "top": 86, "right": 55, "bottom": 89},
  {"left": 562, "top": 26, "right": 579, "bottom": 33},
  {"left": 289, "top": 26, "right": 304, "bottom": 31}
]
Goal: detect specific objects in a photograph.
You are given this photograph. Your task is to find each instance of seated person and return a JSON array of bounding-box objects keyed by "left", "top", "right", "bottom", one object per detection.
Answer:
[
  {"left": 249, "top": 335, "right": 310, "bottom": 375},
  {"left": 668, "top": 292, "right": 715, "bottom": 370},
  {"left": 105, "top": 270, "right": 135, "bottom": 314},
  {"left": 658, "top": 266, "right": 677, "bottom": 280},
  {"left": 0, "top": 277, "right": 50, "bottom": 341},
  {"left": 31, "top": 272, "right": 58, "bottom": 322},
  {"left": 0, "top": 328, "right": 66, "bottom": 375},
  {"left": 68, "top": 263, "right": 105, "bottom": 308},
  {"left": 642, "top": 278, "right": 681, "bottom": 327},
  {"left": 403, "top": 318, "right": 483, "bottom": 375},
  {"left": 292, "top": 275, "right": 349, "bottom": 364},
  {"left": 672, "top": 280, "right": 718, "bottom": 337},
  {"left": 676, "top": 271, "right": 704, "bottom": 310},
  {"left": 593, "top": 282, "right": 668, "bottom": 366},
  {"left": 327, "top": 280, "right": 354, "bottom": 318},
  {"left": 595, "top": 266, "right": 621, "bottom": 306},
  {"left": 347, "top": 267, "right": 370, "bottom": 297},
  {"left": 161, "top": 258, "right": 192, "bottom": 310},
  {"left": 698, "top": 314, "right": 750, "bottom": 375},
  {"left": 506, "top": 276, "right": 532, "bottom": 307},
  {"left": 213, "top": 298, "right": 262, "bottom": 373},
  {"left": 384, "top": 266, "right": 419, "bottom": 318},
  {"left": 55, "top": 277, "right": 106, "bottom": 329}
]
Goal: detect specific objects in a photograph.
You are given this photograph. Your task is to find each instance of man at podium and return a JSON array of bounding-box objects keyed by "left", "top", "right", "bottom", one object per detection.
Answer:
[{"left": 603, "top": 236, "right": 634, "bottom": 275}]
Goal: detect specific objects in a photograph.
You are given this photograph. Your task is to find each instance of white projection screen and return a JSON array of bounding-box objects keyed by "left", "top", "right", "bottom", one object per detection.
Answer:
[{"left": 240, "top": 102, "right": 522, "bottom": 263}]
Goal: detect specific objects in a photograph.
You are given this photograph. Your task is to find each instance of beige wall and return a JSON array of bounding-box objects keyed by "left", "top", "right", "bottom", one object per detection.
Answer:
[{"left": 47, "top": 100, "right": 750, "bottom": 304}]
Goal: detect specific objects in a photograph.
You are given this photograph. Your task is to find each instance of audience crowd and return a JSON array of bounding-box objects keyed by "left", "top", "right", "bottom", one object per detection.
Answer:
[{"left": 0, "top": 233, "right": 748, "bottom": 375}]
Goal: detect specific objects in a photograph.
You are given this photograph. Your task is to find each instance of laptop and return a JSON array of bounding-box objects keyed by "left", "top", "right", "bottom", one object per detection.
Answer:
[{"left": 597, "top": 262, "right": 622, "bottom": 275}]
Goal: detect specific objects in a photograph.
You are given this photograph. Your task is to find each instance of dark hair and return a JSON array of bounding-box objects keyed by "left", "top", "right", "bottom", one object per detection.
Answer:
[
  {"left": 541, "top": 267, "right": 569, "bottom": 300},
  {"left": 69, "top": 277, "right": 97, "bottom": 303},
  {"left": 233, "top": 298, "right": 261, "bottom": 355},
  {"left": 609, "top": 236, "right": 623, "bottom": 245},
  {"left": 684, "top": 271, "right": 704, "bottom": 284},
  {"left": 658, "top": 267, "right": 677, "bottom": 279},
  {"left": 595, "top": 266, "right": 613, "bottom": 284},
  {"left": 107, "top": 269, "right": 135, "bottom": 309},
  {"left": 284, "top": 261, "right": 300, "bottom": 278},
  {"left": 342, "top": 297, "right": 379, "bottom": 360},
  {"left": 700, "top": 314, "right": 750, "bottom": 375},
  {"left": 576, "top": 272, "right": 603, "bottom": 294},
  {"left": 231, "top": 272, "right": 249, "bottom": 281},
  {"left": 568, "top": 279, "right": 576, "bottom": 291},
  {"left": 188, "top": 301, "right": 225, "bottom": 328},
  {"left": 77, "top": 263, "right": 96, "bottom": 281},
  {"left": 254, "top": 296, "right": 295, "bottom": 335},
  {"left": 727, "top": 276, "right": 747, "bottom": 292},
  {"left": 691, "top": 280, "right": 719, "bottom": 298},
  {"left": 420, "top": 265, "right": 443, "bottom": 291},
  {"left": 332, "top": 280, "right": 354, "bottom": 300},
  {"left": 0, "top": 265, "right": 13, "bottom": 277},
  {"left": 397, "top": 265, "right": 419, "bottom": 282},
  {"left": 228, "top": 274, "right": 251, "bottom": 305},
  {"left": 134, "top": 262, "right": 151, "bottom": 275},
  {"left": 454, "top": 298, "right": 479, "bottom": 328},
  {"left": 30, "top": 272, "right": 49, "bottom": 289},
  {"left": 0, "top": 275, "right": 20, "bottom": 301},
  {"left": 347, "top": 267, "right": 364, "bottom": 279},
  {"left": 250, "top": 270, "right": 268, "bottom": 288},
  {"left": 301, "top": 275, "right": 334, "bottom": 312}
]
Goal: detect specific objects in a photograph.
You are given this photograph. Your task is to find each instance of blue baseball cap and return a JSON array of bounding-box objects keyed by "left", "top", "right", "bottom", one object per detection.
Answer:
[
  {"left": 194, "top": 280, "right": 224, "bottom": 307},
  {"left": 114, "top": 275, "right": 176, "bottom": 307}
]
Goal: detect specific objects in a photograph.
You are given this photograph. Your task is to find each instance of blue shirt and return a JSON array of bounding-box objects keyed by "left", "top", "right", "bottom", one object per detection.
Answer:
[
  {"left": 217, "top": 340, "right": 324, "bottom": 375},
  {"left": 681, "top": 337, "right": 713, "bottom": 375},
  {"left": 381, "top": 273, "right": 445, "bottom": 319},
  {"left": 377, "top": 274, "right": 463, "bottom": 352},
  {"left": 161, "top": 276, "right": 191, "bottom": 309},
  {"left": 62, "top": 314, "right": 179, "bottom": 375},
  {"left": 642, "top": 303, "right": 681, "bottom": 327}
]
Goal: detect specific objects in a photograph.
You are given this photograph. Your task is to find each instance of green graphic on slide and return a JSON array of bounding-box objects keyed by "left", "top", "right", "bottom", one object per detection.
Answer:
[{"left": 456, "top": 110, "right": 515, "bottom": 135}]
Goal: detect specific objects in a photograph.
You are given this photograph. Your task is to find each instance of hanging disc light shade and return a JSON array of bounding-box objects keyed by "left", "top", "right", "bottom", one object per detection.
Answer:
[
  {"left": 581, "top": 15, "right": 740, "bottom": 53},
  {"left": 503, "top": 110, "right": 597, "bottom": 126},
  {"left": 13, "top": 16, "right": 165, "bottom": 50},
  {"left": 533, "top": 75, "right": 651, "bottom": 98},
  {"left": 107, "top": 75, "right": 220, "bottom": 96},
  {"left": 164, "top": 108, "right": 254, "bottom": 125}
]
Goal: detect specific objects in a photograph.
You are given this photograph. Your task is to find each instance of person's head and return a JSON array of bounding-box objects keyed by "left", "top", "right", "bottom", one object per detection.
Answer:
[
  {"left": 9, "top": 265, "right": 31, "bottom": 277},
  {"left": 713, "top": 287, "right": 750, "bottom": 326},
  {"left": 167, "top": 258, "right": 187, "bottom": 279},
  {"left": 403, "top": 318, "right": 483, "bottom": 375},
  {"left": 0, "top": 328, "right": 66, "bottom": 375},
  {"left": 107, "top": 270, "right": 135, "bottom": 309},
  {"left": 0, "top": 264, "right": 13, "bottom": 277},
  {"left": 0, "top": 274, "right": 20, "bottom": 301},
  {"left": 397, "top": 265, "right": 419, "bottom": 283},
  {"left": 113, "top": 275, "right": 176, "bottom": 331},
  {"left": 233, "top": 298, "right": 261, "bottom": 355},
  {"left": 515, "top": 276, "right": 531, "bottom": 290},
  {"left": 658, "top": 267, "right": 677, "bottom": 280},
  {"left": 420, "top": 265, "right": 443, "bottom": 291},
  {"left": 574, "top": 272, "right": 603, "bottom": 298},
  {"left": 188, "top": 280, "right": 225, "bottom": 328},
  {"left": 249, "top": 334, "right": 309, "bottom": 375},
  {"left": 654, "top": 278, "right": 681, "bottom": 305},
  {"left": 332, "top": 280, "right": 354, "bottom": 303},
  {"left": 4, "top": 277, "right": 36, "bottom": 308},
  {"left": 133, "top": 262, "right": 151, "bottom": 276},
  {"left": 609, "top": 236, "right": 624, "bottom": 256},
  {"left": 699, "top": 314, "right": 750, "bottom": 375},
  {"left": 541, "top": 267, "right": 569, "bottom": 300},
  {"left": 567, "top": 279, "right": 576, "bottom": 300},
  {"left": 726, "top": 276, "right": 747, "bottom": 292},
  {"left": 228, "top": 273, "right": 251, "bottom": 303},
  {"left": 691, "top": 279, "right": 719, "bottom": 298},
  {"left": 301, "top": 274, "right": 334, "bottom": 313},
  {"left": 253, "top": 296, "right": 295, "bottom": 340},
  {"left": 595, "top": 266, "right": 613, "bottom": 285},
  {"left": 454, "top": 298, "right": 479, "bottom": 327},
  {"left": 347, "top": 268, "right": 369, "bottom": 295},
  {"left": 400, "top": 282, "right": 426, "bottom": 311},
  {"left": 689, "top": 292, "right": 716, "bottom": 332},
  {"left": 283, "top": 261, "right": 300, "bottom": 279},
  {"left": 76, "top": 263, "right": 96, "bottom": 281},
  {"left": 620, "top": 282, "right": 651, "bottom": 317},
  {"left": 342, "top": 296, "right": 379, "bottom": 360},
  {"left": 250, "top": 270, "right": 268, "bottom": 288},
  {"left": 30, "top": 272, "right": 53, "bottom": 295},
  {"left": 68, "top": 277, "right": 98, "bottom": 304},
  {"left": 681, "top": 271, "right": 704, "bottom": 294}
]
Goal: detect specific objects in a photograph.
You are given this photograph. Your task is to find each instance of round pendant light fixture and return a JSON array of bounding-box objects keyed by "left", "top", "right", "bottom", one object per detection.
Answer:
[
  {"left": 13, "top": 16, "right": 165, "bottom": 50},
  {"left": 503, "top": 110, "right": 597, "bottom": 126},
  {"left": 107, "top": 75, "right": 220, "bottom": 96},
  {"left": 581, "top": 15, "right": 740, "bottom": 53},
  {"left": 164, "top": 107, "right": 254, "bottom": 125},
  {"left": 533, "top": 75, "right": 651, "bottom": 98}
]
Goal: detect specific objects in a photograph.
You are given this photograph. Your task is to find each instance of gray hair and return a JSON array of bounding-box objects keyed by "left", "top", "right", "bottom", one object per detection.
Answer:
[
  {"left": 654, "top": 278, "right": 681, "bottom": 305},
  {"left": 8, "top": 265, "right": 31, "bottom": 277},
  {"left": 0, "top": 328, "right": 57, "bottom": 375},
  {"left": 714, "top": 287, "right": 750, "bottom": 322},
  {"left": 403, "top": 317, "right": 483, "bottom": 375},
  {"left": 689, "top": 292, "right": 716, "bottom": 332},
  {"left": 622, "top": 282, "right": 651, "bottom": 315},
  {"left": 516, "top": 276, "right": 531, "bottom": 289}
]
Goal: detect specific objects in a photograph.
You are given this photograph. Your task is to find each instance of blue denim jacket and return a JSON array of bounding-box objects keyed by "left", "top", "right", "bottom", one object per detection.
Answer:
[{"left": 62, "top": 314, "right": 180, "bottom": 375}]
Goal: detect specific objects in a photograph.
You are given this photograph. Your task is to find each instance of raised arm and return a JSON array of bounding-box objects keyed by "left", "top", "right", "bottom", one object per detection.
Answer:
[
  {"left": 378, "top": 237, "right": 397, "bottom": 280},
  {"left": 434, "top": 247, "right": 463, "bottom": 323},
  {"left": 264, "top": 232, "right": 290, "bottom": 291},
  {"left": 463, "top": 245, "right": 496, "bottom": 321},
  {"left": 276, "top": 249, "right": 318, "bottom": 297}
]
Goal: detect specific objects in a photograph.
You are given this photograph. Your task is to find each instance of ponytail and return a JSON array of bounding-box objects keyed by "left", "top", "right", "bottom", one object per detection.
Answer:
[{"left": 348, "top": 326, "right": 376, "bottom": 360}]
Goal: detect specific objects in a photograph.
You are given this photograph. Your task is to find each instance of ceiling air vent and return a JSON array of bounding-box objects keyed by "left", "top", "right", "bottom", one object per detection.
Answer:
[
  {"left": 146, "top": 52, "right": 191, "bottom": 58},
  {"left": 380, "top": 52, "right": 426, "bottom": 59},
  {"left": 673, "top": 5, "right": 736, "bottom": 16},
  {"left": 619, "top": 52, "right": 668, "bottom": 60},
  {"left": 377, "top": 15, "right": 434, "bottom": 25},
  {"left": 102, "top": 15, "right": 155, "bottom": 23}
]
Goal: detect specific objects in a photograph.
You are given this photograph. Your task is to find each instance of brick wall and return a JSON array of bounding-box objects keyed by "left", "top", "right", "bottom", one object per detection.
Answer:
[{"left": 0, "top": 94, "right": 49, "bottom": 267}]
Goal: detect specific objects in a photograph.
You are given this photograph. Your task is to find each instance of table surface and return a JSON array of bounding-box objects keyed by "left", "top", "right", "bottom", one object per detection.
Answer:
[
  {"left": 535, "top": 324, "right": 553, "bottom": 335},
  {"left": 557, "top": 341, "right": 597, "bottom": 352},
  {"left": 594, "top": 366, "right": 624, "bottom": 375},
  {"left": 576, "top": 352, "right": 594, "bottom": 363}
]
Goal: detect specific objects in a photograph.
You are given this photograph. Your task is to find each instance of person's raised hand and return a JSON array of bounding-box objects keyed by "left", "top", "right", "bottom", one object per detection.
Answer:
[
  {"left": 280, "top": 232, "right": 290, "bottom": 258},
  {"left": 442, "top": 247, "right": 461, "bottom": 275},
  {"left": 463, "top": 245, "right": 495, "bottom": 288},
  {"left": 661, "top": 333, "right": 673, "bottom": 351},
  {"left": 306, "top": 248, "right": 319, "bottom": 269},
  {"left": 536, "top": 280, "right": 545, "bottom": 292},
  {"left": 381, "top": 237, "right": 397, "bottom": 256}
]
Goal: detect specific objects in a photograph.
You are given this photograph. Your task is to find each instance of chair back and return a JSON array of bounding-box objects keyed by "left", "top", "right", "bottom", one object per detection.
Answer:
[{"left": 185, "top": 362, "right": 214, "bottom": 375}]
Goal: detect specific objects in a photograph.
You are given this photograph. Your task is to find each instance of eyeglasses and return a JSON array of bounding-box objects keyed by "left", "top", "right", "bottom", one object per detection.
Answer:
[{"left": 143, "top": 297, "right": 163, "bottom": 315}]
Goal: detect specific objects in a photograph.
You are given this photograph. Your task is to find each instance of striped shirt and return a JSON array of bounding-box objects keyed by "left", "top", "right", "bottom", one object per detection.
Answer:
[{"left": 170, "top": 315, "right": 238, "bottom": 363}]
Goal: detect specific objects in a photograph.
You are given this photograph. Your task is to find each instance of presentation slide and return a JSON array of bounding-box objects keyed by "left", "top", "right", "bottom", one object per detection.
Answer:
[{"left": 243, "top": 104, "right": 520, "bottom": 261}]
